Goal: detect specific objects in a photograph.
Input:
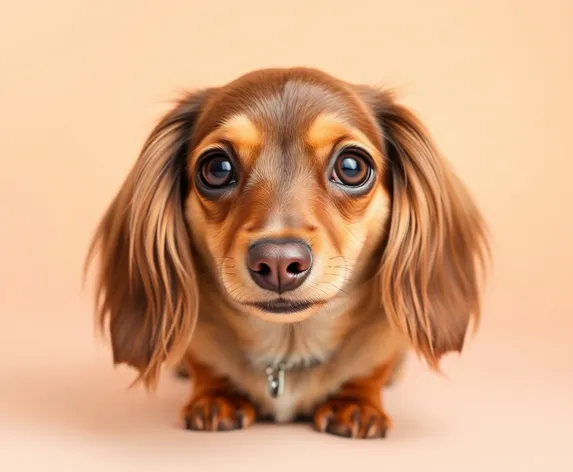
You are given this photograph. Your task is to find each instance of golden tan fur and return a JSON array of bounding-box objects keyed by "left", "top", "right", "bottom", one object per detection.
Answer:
[{"left": 85, "top": 67, "right": 489, "bottom": 438}]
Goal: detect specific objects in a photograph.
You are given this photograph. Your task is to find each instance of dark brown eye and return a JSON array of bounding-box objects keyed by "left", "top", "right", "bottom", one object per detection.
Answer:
[
  {"left": 331, "top": 150, "right": 372, "bottom": 187},
  {"left": 199, "top": 152, "right": 236, "bottom": 189}
]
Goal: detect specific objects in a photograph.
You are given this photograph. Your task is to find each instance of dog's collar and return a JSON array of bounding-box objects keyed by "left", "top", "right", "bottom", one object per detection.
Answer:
[{"left": 264, "top": 358, "right": 321, "bottom": 398}]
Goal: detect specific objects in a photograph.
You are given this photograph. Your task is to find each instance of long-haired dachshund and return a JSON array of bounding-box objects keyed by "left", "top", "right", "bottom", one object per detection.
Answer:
[{"left": 85, "top": 67, "right": 489, "bottom": 439}]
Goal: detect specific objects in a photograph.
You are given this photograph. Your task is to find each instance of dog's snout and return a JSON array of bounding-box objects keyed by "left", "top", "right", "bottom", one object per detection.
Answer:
[{"left": 247, "top": 240, "right": 313, "bottom": 293}]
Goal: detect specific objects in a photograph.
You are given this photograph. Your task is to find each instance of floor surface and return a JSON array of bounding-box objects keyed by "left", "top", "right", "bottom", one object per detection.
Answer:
[{"left": 1, "top": 308, "right": 571, "bottom": 472}]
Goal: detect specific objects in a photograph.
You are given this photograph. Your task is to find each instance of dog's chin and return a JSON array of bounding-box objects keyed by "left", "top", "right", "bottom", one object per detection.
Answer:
[{"left": 240, "top": 298, "right": 328, "bottom": 323}]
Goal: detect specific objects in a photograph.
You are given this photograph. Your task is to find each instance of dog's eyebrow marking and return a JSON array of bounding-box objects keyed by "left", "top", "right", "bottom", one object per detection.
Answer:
[
  {"left": 192, "top": 114, "right": 262, "bottom": 163},
  {"left": 219, "top": 114, "right": 262, "bottom": 149},
  {"left": 306, "top": 112, "right": 378, "bottom": 159}
]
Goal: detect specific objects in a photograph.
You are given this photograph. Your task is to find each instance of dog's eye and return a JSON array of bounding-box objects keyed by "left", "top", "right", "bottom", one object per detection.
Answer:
[
  {"left": 199, "top": 152, "right": 236, "bottom": 189},
  {"left": 331, "top": 150, "right": 372, "bottom": 187}
]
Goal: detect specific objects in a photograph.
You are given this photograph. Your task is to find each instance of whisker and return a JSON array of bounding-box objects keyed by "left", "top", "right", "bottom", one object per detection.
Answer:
[
  {"left": 227, "top": 284, "right": 244, "bottom": 298},
  {"left": 326, "top": 282, "right": 349, "bottom": 298},
  {"left": 233, "top": 290, "right": 250, "bottom": 304},
  {"left": 329, "top": 265, "right": 356, "bottom": 271}
]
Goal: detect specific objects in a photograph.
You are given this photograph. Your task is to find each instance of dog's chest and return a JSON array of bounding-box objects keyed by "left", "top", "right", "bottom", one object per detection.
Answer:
[
  {"left": 246, "top": 315, "right": 336, "bottom": 371},
  {"left": 240, "top": 315, "right": 342, "bottom": 422},
  {"left": 192, "top": 304, "right": 393, "bottom": 423}
]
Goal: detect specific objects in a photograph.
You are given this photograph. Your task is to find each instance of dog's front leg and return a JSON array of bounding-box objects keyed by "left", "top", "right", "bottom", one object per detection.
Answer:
[
  {"left": 313, "top": 359, "right": 398, "bottom": 439},
  {"left": 181, "top": 357, "right": 257, "bottom": 432}
]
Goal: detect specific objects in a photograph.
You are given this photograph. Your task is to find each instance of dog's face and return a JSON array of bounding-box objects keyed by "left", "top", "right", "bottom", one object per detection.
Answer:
[
  {"left": 185, "top": 71, "right": 390, "bottom": 323},
  {"left": 86, "top": 68, "right": 489, "bottom": 388}
]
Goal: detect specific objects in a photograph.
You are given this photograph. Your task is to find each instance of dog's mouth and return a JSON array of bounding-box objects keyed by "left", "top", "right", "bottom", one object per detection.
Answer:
[{"left": 247, "top": 299, "right": 318, "bottom": 314}]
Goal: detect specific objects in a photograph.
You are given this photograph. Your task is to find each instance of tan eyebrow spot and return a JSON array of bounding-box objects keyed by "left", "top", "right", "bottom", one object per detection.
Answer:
[
  {"left": 192, "top": 114, "right": 262, "bottom": 164},
  {"left": 220, "top": 114, "right": 262, "bottom": 149},
  {"left": 306, "top": 112, "right": 378, "bottom": 159}
]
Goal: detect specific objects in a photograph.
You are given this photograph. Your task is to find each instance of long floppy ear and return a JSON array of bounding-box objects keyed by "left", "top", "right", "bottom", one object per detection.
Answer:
[
  {"left": 85, "top": 90, "right": 209, "bottom": 390},
  {"left": 361, "top": 88, "right": 490, "bottom": 369}
]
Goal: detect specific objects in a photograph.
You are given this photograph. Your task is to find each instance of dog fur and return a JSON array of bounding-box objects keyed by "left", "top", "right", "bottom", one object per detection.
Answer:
[{"left": 85, "top": 67, "right": 489, "bottom": 438}]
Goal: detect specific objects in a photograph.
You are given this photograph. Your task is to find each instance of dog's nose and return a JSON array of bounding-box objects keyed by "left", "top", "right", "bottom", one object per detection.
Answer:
[{"left": 247, "top": 239, "right": 313, "bottom": 293}]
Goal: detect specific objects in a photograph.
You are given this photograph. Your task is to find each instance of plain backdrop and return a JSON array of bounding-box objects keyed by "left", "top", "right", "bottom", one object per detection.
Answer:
[{"left": 0, "top": 1, "right": 572, "bottom": 471}]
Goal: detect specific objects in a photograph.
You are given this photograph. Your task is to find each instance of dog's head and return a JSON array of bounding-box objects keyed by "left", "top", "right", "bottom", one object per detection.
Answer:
[{"left": 86, "top": 68, "right": 489, "bottom": 388}]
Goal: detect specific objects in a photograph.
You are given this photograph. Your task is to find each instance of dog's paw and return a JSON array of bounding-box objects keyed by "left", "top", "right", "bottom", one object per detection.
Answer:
[
  {"left": 313, "top": 398, "right": 390, "bottom": 439},
  {"left": 183, "top": 393, "right": 256, "bottom": 432}
]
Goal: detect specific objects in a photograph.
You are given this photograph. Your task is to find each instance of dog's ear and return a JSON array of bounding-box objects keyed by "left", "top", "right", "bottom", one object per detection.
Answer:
[
  {"left": 85, "top": 90, "right": 209, "bottom": 389},
  {"left": 360, "top": 87, "right": 490, "bottom": 369}
]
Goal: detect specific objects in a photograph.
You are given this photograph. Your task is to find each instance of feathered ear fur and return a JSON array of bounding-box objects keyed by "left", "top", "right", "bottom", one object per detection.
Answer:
[
  {"left": 362, "top": 88, "right": 490, "bottom": 368},
  {"left": 85, "top": 91, "right": 208, "bottom": 389}
]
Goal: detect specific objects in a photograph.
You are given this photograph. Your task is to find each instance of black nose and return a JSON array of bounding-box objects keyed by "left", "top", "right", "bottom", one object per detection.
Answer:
[{"left": 247, "top": 239, "right": 313, "bottom": 293}]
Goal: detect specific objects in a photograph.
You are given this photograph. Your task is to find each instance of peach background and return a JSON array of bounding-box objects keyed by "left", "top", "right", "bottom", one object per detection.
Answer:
[{"left": 1, "top": 1, "right": 572, "bottom": 470}]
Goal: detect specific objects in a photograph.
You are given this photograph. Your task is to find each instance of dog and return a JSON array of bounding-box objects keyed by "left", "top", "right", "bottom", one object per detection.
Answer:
[{"left": 85, "top": 67, "right": 489, "bottom": 439}]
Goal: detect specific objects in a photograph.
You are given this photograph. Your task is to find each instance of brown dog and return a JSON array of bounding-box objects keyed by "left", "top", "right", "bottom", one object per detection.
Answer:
[{"left": 85, "top": 67, "right": 489, "bottom": 439}]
